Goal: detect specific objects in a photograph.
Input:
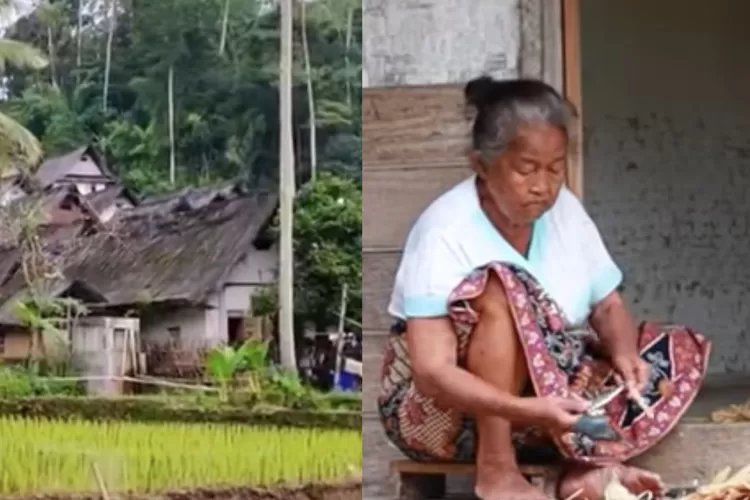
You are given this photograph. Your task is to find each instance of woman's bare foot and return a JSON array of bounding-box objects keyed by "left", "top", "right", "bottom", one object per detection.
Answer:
[
  {"left": 557, "top": 463, "right": 664, "bottom": 500},
  {"left": 475, "top": 468, "right": 549, "bottom": 500}
]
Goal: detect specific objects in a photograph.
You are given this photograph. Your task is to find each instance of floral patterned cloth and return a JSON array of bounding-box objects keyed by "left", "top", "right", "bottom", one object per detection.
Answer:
[{"left": 378, "top": 262, "right": 711, "bottom": 464}]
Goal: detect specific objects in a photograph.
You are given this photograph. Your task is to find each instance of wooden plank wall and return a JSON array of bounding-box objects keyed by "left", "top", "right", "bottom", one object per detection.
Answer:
[
  {"left": 362, "top": 83, "right": 470, "bottom": 388},
  {"left": 362, "top": 83, "right": 473, "bottom": 497}
]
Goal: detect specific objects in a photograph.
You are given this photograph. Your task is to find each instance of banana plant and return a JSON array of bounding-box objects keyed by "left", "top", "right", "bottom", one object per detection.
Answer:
[
  {"left": 243, "top": 340, "right": 269, "bottom": 397},
  {"left": 205, "top": 339, "right": 268, "bottom": 402}
]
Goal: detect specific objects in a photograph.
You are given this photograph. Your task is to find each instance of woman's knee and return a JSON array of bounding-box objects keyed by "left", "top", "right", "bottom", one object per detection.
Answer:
[{"left": 472, "top": 272, "right": 511, "bottom": 319}]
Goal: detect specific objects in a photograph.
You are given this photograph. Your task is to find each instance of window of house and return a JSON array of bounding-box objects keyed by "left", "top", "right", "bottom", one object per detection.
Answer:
[
  {"left": 168, "top": 327, "right": 181, "bottom": 346},
  {"left": 113, "top": 328, "right": 127, "bottom": 350},
  {"left": 0, "top": 333, "right": 5, "bottom": 355}
]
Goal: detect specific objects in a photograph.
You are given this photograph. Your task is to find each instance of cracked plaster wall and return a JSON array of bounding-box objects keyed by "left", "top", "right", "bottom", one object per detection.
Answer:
[{"left": 581, "top": 0, "right": 750, "bottom": 374}]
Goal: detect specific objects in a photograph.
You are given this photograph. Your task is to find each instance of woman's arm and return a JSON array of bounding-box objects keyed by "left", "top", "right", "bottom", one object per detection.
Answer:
[
  {"left": 589, "top": 290, "right": 639, "bottom": 358},
  {"left": 589, "top": 291, "right": 651, "bottom": 394},
  {"left": 406, "top": 317, "right": 533, "bottom": 422}
]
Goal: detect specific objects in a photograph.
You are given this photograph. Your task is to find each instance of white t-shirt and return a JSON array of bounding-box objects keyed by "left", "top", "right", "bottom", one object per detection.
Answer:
[{"left": 387, "top": 175, "right": 622, "bottom": 327}]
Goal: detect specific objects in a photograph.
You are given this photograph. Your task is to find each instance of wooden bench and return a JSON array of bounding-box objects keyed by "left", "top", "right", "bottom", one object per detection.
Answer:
[{"left": 391, "top": 460, "right": 560, "bottom": 499}]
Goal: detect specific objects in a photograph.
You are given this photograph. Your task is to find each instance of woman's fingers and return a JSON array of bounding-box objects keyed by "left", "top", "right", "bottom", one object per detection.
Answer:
[
  {"left": 552, "top": 396, "right": 590, "bottom": 414},
  {"left": 635, "top": 359, "right": 651, "bottom": 390}
]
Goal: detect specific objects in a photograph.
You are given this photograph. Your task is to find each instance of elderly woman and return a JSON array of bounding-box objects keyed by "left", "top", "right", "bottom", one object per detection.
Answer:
[{"left": 378, "top": 77, "right": 710, "bottom": 500}]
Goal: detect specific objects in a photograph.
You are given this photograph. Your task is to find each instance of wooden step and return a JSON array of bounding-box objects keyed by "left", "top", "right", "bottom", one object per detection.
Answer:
[{"left": 390, "top": 460, "right": 560, "bottom": 500}]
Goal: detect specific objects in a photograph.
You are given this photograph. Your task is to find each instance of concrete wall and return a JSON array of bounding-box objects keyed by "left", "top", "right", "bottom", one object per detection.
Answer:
[
  {"left": 71, "top": 316, "right": 140, "bottom": 395},
  {"left": 140, "top": 248, "right": 276, "bottom": 348},
  {"left": 141, "top": 307, "right": 221, "bottom": 348},
  {"left": 580, "top": 0, "right": 750, "bottom": 374},
  {"left": 67, "top": 155, "right": 103, "bottom": 177},
  {"left": 222, "top": 247, "right": 277, "bottom": 315}
]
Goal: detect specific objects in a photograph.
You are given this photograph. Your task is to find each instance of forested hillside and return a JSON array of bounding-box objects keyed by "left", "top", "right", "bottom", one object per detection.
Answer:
[{"left": 2, "top": 0, "right": 362, "bottom": 194}]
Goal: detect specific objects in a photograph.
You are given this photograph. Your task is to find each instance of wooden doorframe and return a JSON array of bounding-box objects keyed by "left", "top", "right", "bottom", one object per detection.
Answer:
[{"left": 562, "top": 0, "right": 583, "bottom": 199}]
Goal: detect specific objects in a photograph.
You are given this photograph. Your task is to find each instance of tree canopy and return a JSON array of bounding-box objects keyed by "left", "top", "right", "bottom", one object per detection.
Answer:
[
  {"left": 2, "top": 0, "right": 363, "bottom": 332},
  {"left": 2, "top": 0, "right": 362, "bottom": 194}
]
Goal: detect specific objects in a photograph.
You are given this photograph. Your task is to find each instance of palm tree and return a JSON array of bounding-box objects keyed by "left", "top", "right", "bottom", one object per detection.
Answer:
[{"left": 0, "top": 0, "right": 48, "bottom": 173}]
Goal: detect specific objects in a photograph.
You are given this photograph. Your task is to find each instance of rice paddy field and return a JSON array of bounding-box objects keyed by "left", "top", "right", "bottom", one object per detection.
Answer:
[{"left": 0, "top": 416, "right": 362, "bottom": 496}]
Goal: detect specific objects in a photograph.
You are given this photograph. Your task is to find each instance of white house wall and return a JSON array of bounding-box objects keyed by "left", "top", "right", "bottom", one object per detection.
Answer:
[
  {"left": 162, "top": 248, "right": 278, "bottom": 346},
  {"left": 224, "top": 247, "right": 277, "bottom": 287},
  {"left": 140, "top": 306, "right": 221, "bottom": 349},
  {"left": 72, "top": 182, "right": 108, "bottom": 195},
  {"left": 68, "top": 156, "right": 106, "bottom": 177}
]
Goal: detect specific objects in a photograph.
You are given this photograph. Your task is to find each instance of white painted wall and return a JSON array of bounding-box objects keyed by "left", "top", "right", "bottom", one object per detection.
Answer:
[
  {"left": 222, "top": 248, "right": 277, "bottom": 313},
  {"left": 215, "top": 247, "right": 278, "bottom": 341},
  {"left": 223, "top": 247, "right": 277, "bottom": 289},
  {"left": 580, "top": 0, "right": 750, "bottom": 374},
  {"left": 140, "top": 307, "right": 222, "bottom": 349},
  {"left": 71, "top": 316, "right": 140, "bottom": 395},
  {"left": 70, "top": 182, "right": 108, "bottom": 195},
  {"left": 139, "top": 248, "right": 277, "bottom": 347},
  {"left": 363, "top": 0, "right": 520, "bottom": 87},
  {"left": 69, "top": 156, "right": 106, "bottom": 177}
]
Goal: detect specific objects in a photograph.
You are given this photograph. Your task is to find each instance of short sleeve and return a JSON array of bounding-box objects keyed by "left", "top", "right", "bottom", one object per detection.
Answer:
[
  {"left": 400, "top": 232, "right": 467, "bottom": 318},
  {"left": 559, "top": 190, "right": 623, "bottom": 306}
]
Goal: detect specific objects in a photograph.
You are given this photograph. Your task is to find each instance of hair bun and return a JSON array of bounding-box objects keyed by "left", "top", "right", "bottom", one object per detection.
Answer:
[{"left": 464, "top": 76, "right": 497, "bottom": 109}]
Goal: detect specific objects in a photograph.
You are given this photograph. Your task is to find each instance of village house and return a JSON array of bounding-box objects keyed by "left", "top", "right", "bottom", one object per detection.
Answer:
[
  {"left": 1, "top": 144, "right": 119, "bottom": 203},
  {"left": 31, "top": 144, "right": 117, "bottom": 195},
  {"left": 0, "top": 147, "right": 279, "bottom": 365},
  {"left": 63, "top": 188, "right": 279, "bottom": 350}
]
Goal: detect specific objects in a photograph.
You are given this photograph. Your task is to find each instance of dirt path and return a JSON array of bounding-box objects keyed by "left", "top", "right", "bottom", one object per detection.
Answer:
[{"left": 1, "top": 482, "right": 362, "bottom": 500}]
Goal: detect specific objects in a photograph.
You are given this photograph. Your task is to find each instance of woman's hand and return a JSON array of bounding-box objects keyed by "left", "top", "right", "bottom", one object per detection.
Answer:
[
  {"left": 590, "top": 291, "right": 649, "bottom": 393},
  {"left": 612, "top": 353, "right": 650, "bottom": 393},
  {"left": 522, "top": 396, "right": 591, "bottom": 432}
]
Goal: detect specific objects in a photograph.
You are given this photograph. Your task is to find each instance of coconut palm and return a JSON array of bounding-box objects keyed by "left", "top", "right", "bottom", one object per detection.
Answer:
[{"left": 0, "top": 0, "right": 49, "bottom": 173}]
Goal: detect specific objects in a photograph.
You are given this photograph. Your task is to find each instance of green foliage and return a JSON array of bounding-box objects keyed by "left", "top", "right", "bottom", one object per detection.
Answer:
[
  {"left": 251, "top": 173, "right": 362, "bottom": 332},
  {"left": 205, "top": 339, "right": 269, "bottom": 402},
  {"left": 0, "top": 396, "right": 361, "bottom": 429},
  {"left": 251, "top": 286, "right": 278, "bottom": 317},
  {"left": 292, "top": 173, "right": 362, "bottom": 330},
  {"left": 0, "top": 1, "right": 48, "bottom": 170},
  {"left": 13, "top": 297, "right": 87, "bottom": 343},
  {"left": 2, "top": 0, "right": 363, "bottom": 194},
  {"left": 0, "top": 366, "right": 83, "bottom": 398},
  {"left": 263, "top": 367, "right": 313, "bottom": 409}
]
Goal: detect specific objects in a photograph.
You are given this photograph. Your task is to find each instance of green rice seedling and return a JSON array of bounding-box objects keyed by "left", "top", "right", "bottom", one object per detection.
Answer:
[{"left": 0, "top": 416, "right": 361, "bottom": 495}]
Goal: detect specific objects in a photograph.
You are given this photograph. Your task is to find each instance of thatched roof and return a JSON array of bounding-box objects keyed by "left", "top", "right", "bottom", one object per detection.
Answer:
[
  {"left": 0, "top": 190, "right": 277, "bottom": 325},
  {"left": 0, "top": 225, "right": 90, "bottom": 326},
  {"left": 0, "top": 186, "right": 102, "bottom": 247},
  {"left": 0, "top": 182, "right": 141, "bottom": 245},
  {"left": 130, "top": 181, "right": 248, "bottom": 217},
  {"left": 66, "top": 192, "right": 277, "bottom": 306},
  {"left": 85, "top": 184, "right": 139, "bottom": 213},
  {"left": 34, "top": 145, "right": 115, "bottom": 189}
]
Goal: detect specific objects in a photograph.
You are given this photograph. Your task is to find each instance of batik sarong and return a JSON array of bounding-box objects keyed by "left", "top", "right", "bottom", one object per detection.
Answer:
[{"left": 378, "top": 263, "right": 711, "bottom": 464}]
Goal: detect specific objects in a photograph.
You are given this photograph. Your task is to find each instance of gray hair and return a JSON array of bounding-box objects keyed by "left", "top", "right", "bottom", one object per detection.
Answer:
[{"left": 465, "top": 76, "right": 577, "bottom": 160}]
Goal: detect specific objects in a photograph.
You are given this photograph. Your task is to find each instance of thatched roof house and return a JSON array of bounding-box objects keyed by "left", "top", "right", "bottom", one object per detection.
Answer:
[
  {"left": 66, "top": 191, "right": 277, "bottom": 308},
  {"left": 33, "top": 145, "right": 116, "bottom": 191},
  {"left": 0, "top": 187, "right": 279, "bottom": 352}
]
